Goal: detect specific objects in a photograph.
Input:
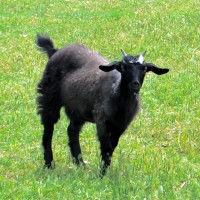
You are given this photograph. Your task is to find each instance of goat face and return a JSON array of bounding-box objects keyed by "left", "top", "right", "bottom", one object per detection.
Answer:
[{"left": 99, "top": 50, "right": 169, "bottom": 94}]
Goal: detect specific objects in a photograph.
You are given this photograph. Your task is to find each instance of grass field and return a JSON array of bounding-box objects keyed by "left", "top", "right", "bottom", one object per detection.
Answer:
[{"left": 0, "top": 0, "right": 199, "bottom": 199}]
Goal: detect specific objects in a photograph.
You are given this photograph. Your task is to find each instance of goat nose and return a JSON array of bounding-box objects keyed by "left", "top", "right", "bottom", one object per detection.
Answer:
[{"left": 131, "top": 81, "right": 140, "bottom": 89}]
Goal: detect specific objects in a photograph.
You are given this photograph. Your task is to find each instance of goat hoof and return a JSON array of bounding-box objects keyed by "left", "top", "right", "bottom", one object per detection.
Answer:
[
  {"left": 80, "top": 162, "right": 87, "bottom": 170},
  {"left": 100, "top": 169, "right": 106, "bottom": 179},
  {"left": 100, "top": 172, "right": 105, "bottom": 179},
  {"left": 43, "top": 161, "right": 55, "bottom": 169}
]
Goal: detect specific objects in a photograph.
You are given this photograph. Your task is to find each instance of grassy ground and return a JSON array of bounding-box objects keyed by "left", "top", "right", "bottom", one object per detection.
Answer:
[{"left": 0, "top": 0, "right": 199, "bottom": 199}]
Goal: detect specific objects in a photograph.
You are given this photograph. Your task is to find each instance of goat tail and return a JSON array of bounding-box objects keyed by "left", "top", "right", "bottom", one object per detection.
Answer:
[{"left": 36, "top": 34, "right": 57, "bottom": 59}]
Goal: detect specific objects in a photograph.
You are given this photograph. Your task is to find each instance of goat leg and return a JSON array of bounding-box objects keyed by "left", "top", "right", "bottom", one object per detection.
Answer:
[
  {"left": 42, "top": 123, "right": 55, "bottom": 169},
  {"left": 67, "top": 120, "right": 85, "bottom": 166},
  {"left": 98, "top": 133, "right": 113, "bottom": 177}
]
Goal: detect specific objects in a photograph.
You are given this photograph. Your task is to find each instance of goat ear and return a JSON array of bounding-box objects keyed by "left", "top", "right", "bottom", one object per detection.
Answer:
[
  {"left": 145, "top": 63, "right": 169, "bottom": 75},
  {"left": 99, "top": 61, "right": 120, "bottom": 72}
]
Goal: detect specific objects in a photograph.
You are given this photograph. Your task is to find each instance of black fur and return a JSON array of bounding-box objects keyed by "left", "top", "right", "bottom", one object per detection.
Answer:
[
  {"left": 36, "top": 34, "right": 57, "bottom": 58},
  {"left": 36, "top": 34, "right": 169, "bottom": 176}
]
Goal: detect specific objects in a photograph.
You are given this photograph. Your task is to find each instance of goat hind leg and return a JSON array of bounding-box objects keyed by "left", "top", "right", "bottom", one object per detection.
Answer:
[
  {"left": 67, "top": 120, "right": 85, "bottom": 166},
  {"left": 42, "top": 122, "right": 55, "bottom": 168},
  {"left": 40, "top": 106, "right": 61, "bottom": 169}
]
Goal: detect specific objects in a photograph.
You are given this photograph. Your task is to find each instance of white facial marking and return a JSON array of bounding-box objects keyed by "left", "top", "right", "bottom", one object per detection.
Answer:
[{"left": 137, "top": 55, "right": 144, "bottom": 64}]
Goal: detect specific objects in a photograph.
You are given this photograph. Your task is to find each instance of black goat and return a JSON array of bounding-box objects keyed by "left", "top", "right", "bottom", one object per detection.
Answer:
[{"left": 36, "top": 35, "right": 169, "bottom": 176}]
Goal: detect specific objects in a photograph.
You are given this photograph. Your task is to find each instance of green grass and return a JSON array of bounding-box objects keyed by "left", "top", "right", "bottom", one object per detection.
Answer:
[{"left": 0, "top": 0, "right": 199, "bottom": 199}]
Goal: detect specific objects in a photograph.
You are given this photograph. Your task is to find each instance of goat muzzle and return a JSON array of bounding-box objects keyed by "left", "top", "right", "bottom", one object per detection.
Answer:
[{"left": 130, "top": 81, "right": 141, "bottom": 93}]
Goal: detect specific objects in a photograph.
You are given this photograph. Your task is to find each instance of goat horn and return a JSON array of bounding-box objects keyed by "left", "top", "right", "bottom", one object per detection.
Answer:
[
  {"left": 141, "top": 51, "right": 147, "bottom": 56},
  {"left": 121, "top": 49, "right": 127, "bottom": 57}
]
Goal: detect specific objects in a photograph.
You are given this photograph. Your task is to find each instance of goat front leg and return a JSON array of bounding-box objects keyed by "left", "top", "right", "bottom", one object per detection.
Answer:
[
  {"left": 97, "top": 123, "right": 118, "bottom": 177},
  {"left": 97, "top": 122, "right": 122, "bottom": 177},
  {"left": 99, "top": 135, "right": 113, "bottom": 177}
]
